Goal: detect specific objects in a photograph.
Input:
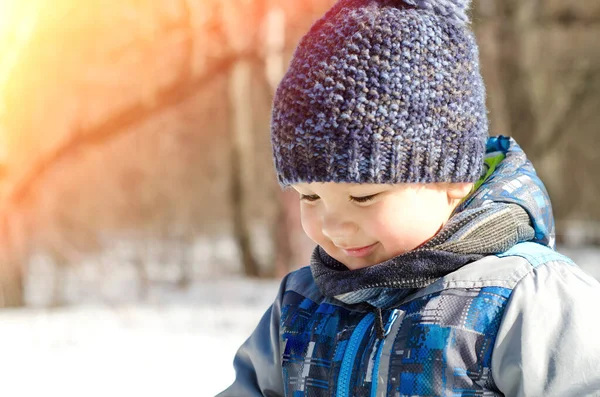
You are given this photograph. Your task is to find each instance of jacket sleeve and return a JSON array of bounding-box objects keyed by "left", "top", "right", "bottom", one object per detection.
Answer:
[
  {"left": 216, "top": 274, "right": 288, "bottom": 397},
  {"left": 492, "top": 260, "right": 600, "bottom": 396}
]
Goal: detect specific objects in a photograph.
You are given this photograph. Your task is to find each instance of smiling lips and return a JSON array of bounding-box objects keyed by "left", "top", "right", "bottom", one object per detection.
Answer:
[{"left": 340, "top": 242, "right": 378, "bottom": 258}]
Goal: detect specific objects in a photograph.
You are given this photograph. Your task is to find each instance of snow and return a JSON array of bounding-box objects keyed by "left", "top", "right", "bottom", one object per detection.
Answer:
[
  {"left": 1, "top": 278, "right": 280, "bottom": 397},
  {"left": 1, "top": 247, "right": 598, "bottom": 397}
]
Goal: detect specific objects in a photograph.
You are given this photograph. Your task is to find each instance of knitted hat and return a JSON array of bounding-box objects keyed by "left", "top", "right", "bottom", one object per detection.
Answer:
[{"left": 271, "top": 0, "right": 488, "bottom": 187}]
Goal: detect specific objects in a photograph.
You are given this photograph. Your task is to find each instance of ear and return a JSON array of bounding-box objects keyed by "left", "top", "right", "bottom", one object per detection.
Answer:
[{"left": 446, "top": 183, "right": 474, "bottom": 201}]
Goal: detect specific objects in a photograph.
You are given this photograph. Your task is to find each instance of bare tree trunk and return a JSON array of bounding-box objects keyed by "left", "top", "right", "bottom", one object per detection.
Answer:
[
  {"left": 0, "top": 259, "right": 24, "bottom": 307},
  {"left": 230, "top": 153, "right": 260, "bottom": 277},
  {"left": 0, "top": 212, "right": 25, "bottom": 307},
  {"left": 229, "top": 60, "right": 260, "bottom": 278},
  {"left": 272, "top": 190, "right": 294, "bottom": 278},
  {"left": 496, "top": 1, "right": 538, "bottom": 151},
  {"left": 262, "top": 4, "right": 294, "bottom": 278}
]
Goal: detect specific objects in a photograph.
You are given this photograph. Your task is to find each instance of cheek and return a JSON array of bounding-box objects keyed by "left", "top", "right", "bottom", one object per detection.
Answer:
[
  {"left": 368, "top": 198, "right": 446, "bottom": 250},
  {"left": 299, "top": 207, "right": 323, "bottom": 244},
  {"left": 368, "top": 213, "right": 427, "bottom": 247}
]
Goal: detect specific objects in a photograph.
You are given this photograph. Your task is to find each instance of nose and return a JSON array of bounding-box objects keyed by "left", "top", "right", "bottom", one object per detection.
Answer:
[{"left": 321, "top": 210, "right": 357, "bottom": 240}]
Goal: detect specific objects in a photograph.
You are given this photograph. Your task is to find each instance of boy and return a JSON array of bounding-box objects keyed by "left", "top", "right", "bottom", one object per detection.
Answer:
[{"left": 218, "top": 0, "right": 600, "bottom": 395}]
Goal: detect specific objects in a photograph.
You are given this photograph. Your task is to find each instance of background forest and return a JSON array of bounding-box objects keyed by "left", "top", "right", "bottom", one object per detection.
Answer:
[{"left": 0, "top": 0, "right": 598, "bottom": 307}]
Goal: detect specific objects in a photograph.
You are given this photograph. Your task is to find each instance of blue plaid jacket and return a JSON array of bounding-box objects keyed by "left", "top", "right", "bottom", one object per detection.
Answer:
[{"left": 218, "top": 138, "right": 600, "bottom": 397}]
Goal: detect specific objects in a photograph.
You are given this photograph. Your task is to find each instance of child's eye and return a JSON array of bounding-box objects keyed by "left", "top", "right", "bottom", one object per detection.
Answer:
[
  {"left": 350, "top": 194, "right": 378, "bottom": 203},
  {"left": 300, "top": 194, "right": 320, "bottom": 202}
]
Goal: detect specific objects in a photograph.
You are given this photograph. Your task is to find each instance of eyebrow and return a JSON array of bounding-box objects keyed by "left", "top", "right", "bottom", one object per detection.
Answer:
[{"left": 348, "top": 186, "right": 388, "bottom": 195}]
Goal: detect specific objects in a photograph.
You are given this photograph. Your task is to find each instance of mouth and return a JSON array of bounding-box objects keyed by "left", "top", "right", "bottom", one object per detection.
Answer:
[{"left": 339, "top": 242, "right": 378, "bottom": 258}]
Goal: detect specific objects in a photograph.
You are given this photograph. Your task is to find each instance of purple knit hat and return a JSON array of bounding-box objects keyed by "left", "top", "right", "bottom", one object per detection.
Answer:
[{"left": 271, "top": 0, "right": 488, "bottom": 187}]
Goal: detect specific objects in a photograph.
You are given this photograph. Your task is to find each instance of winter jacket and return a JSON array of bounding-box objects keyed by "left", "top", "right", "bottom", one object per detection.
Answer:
[{"left": 217, "top": 137, "right": 600, "bottom": 397}]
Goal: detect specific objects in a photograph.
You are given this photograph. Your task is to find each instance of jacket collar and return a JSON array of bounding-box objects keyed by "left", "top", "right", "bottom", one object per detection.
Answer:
[{"left": 310, "top": 136, "right": 553, "bottom": 307}]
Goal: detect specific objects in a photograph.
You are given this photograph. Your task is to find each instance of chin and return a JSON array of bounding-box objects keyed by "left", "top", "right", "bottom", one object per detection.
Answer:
[
  {"left": 322, "top": 245, "right": 383, "bottom": 270},
  {"left": 336, "top": 255, "right": 380, "bottom": 270}
]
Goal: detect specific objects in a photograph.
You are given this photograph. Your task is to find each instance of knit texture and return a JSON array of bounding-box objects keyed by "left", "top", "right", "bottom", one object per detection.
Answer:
[{"left": 271, "top": 0, "right": 488, "bottom": 186}]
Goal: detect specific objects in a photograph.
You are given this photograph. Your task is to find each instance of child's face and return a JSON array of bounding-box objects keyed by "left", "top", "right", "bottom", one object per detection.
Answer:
[{"left": 292, "top": 182, "right": 472, "bottom": 270}]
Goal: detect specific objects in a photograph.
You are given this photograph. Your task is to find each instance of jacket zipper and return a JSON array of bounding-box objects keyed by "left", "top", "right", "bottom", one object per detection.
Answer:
[
  {"left": 336, "top": 312, "right": 375, "bottom": 397},
  {"left": 370, "top": 309, "right": 401, "bottom": 397}
]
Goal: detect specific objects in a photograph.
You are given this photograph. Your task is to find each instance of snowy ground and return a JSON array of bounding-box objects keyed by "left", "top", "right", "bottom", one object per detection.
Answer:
[
  {"left": 1, "top": 247, "right": 598, "bottom": 397},
  {"left": 1, "top": 277, "right": 281, "bottom": 397}
]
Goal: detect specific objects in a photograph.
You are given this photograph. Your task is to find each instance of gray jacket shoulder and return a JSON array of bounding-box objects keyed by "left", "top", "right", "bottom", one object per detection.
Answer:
[
  {"left": 410, "top": 242, "right": 588, "bottom": 301},
  {"left": 489, "top": 243, "right": 600, "bottom": 396},
  {"left": 420, "top": 242, "right": 600, "bottom": 396}
]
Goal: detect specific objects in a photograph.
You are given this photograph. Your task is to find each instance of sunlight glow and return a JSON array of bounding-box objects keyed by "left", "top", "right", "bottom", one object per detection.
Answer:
[{"left": 0, "top": 0, "right": 43, "bottom": 145}]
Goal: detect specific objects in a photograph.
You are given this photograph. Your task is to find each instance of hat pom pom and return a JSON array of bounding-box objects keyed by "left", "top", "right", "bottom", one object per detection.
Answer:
[{"left": 403, "top": 0, "right": 472, "bottom": 25}]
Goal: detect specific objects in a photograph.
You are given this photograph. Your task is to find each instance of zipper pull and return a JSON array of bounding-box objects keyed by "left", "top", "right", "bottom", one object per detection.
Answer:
[
  {"left": 384, "top": 309, "right": 400, "bottom": 337},
  {"left": 374, "top": 308, "right": 401, "bottom": 339}
]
